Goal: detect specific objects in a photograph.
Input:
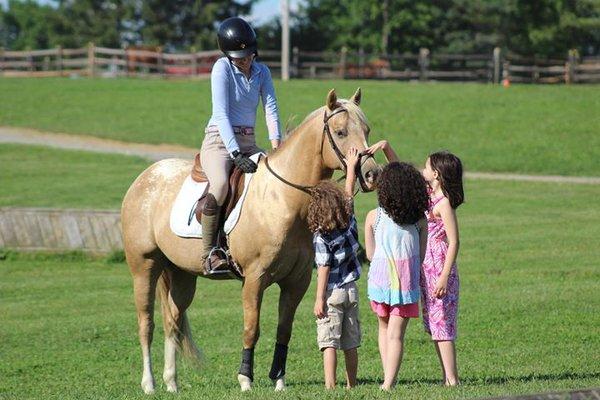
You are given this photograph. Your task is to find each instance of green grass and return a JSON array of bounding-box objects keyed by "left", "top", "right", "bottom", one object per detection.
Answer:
[
  {"left": 0, "top": 144, "right": 150, "bottom": 209},
  {"left": 1, "top": 78, "right": 599, "bottom": 176},
  {"left": 1, "top": 179, "right": 599, "bottom": 399}
]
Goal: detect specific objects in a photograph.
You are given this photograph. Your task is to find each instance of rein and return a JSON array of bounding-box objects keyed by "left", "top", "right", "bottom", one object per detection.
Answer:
[
  {"left": 263, "top": 106, "right": 373, "bottom": 196},
  {"left": 264, "top": 156, "right": 313, "bottom": 194}
]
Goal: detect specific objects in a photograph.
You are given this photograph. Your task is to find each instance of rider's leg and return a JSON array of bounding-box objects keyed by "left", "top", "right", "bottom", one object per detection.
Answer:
[{"left": 199, "top": 132, "right": 232, "bottom": 272}]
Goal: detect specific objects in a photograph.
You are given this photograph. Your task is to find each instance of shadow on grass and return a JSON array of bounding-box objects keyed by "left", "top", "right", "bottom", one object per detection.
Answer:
[{"left": 291, "top": 371, "right": 600, "bottom": 387}]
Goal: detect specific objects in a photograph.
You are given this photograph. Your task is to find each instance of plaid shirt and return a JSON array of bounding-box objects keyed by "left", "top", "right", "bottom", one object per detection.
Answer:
[{"left": 313, "top": 214, "right": 361, "bottom": 290}]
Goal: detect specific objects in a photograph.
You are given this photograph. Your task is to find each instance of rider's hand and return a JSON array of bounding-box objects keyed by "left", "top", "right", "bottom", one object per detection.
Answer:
[
  {"left": 366, "top": 140, "right": 389, "bottom": 155},
  {"left": 231, "top": 151, "right": 258, "bottom": 173},
  {"left": 345, "top": 147, "right": 360, "bottom": 169}
]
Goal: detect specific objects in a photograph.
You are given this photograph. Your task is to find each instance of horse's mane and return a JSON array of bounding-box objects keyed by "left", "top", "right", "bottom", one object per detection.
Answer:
[{"left": 276, "top": 99, "right": 368, "bottom": 152}]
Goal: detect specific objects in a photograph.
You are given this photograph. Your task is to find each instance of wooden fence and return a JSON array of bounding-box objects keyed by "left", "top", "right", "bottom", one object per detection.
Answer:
[
  {"left": 0, "top": 208, "right": 122, "bottom": 253},
  {"left": 1, "top": 44, "right": 599, "bottom": 83}
]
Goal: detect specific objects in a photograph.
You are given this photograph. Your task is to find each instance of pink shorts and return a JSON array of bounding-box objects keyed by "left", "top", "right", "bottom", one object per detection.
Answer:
[{"left": 370, "top": 301, "right": 419, "bottom": 318}]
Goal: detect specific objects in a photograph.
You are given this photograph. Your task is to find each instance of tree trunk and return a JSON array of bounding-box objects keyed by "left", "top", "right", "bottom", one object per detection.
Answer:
[{"left": 381, "top": 0, "right": 389, "bottom": 54}]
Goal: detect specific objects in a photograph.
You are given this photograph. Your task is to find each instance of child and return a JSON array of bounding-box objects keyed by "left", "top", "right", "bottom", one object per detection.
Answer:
[
  {"left": 308, "top": 147, "right": 362, "bottom": 389},
  {"left": 420, "top": 151, "right": 464, "bottom": 386},
  {"left": 364, "top": 160, "right": 429, "bottom": 391}
]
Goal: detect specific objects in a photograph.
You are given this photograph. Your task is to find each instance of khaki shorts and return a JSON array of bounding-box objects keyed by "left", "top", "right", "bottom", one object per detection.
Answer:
[{"left": 316, "top": 281, "right": 361, "bottom": 351}]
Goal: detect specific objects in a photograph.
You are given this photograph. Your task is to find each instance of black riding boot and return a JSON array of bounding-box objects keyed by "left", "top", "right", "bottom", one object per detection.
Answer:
[{"left": 201, "top": 194, "right": 228, "bottom": 274}]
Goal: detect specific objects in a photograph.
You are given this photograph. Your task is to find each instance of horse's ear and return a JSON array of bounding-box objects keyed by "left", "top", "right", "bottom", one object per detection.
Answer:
[
  {"left": 350, "top": 87, "right": 362, "bottom": 105},
  {"left": 326, "top": 89, "right": 337, "bottom": 111}
]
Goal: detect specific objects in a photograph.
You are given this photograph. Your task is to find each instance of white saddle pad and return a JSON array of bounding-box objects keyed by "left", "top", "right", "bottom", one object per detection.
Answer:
[{"left": 169, "top": 153, "right": 262, "bottom": 238}]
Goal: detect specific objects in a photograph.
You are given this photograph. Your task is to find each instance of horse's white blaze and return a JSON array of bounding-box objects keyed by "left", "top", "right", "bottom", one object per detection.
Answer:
[
  {"left": 163, "top": 335, "right": 178, "bottom": 392},
  {"left": 238, "top": 374, "right": 252, "bottom": 391}
]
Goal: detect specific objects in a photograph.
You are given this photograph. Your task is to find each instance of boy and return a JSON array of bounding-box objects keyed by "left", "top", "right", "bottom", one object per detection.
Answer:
[{"left": 307, "top": 147, "right": 362, "bottom": 389}]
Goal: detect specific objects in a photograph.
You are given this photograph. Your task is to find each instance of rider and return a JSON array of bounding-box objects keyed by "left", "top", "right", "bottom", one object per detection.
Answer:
[{"left": 200, "top": 16, "right": 281, "bottom": 273}]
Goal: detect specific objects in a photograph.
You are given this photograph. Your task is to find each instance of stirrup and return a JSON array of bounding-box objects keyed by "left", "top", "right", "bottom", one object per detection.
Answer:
[{"left": 205, "top": 247, "right": 230, "bottom": 275}]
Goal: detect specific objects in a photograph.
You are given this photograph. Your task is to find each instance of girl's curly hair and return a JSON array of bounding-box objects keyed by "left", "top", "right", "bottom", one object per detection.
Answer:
[
  {"left": 307, "top": 181, "right": 352, "bottom": 233},
  {"left": 377, "top": 162, "right": 428, "bottom": 225},
  {"left": 429, "top": 151, "right": 464, "bottom": 209}
]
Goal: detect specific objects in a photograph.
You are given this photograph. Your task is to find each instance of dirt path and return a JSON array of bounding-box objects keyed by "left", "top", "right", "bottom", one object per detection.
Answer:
[{"left": 2, "top": 126, "right": 599, "bottom": 185}]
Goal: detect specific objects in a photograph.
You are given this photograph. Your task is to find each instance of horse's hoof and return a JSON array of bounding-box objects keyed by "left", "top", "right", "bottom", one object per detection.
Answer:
[
  {"left": 238, "top": 374, "right": 252, "bottom": 391},
  {"left": 273, "top": 376, "right": 286, "bottom": 391},
  {"left": 163, "top": 373, "right": 178, "bottom": 393},
  {"left": 141, "top": 378, "right": 155, "bottom": 395},
  {"left": 165, "top": 381, "right": 178, "bottom": 393}
]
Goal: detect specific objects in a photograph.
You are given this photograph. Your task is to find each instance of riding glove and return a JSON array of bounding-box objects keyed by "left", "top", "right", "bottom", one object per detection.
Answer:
[{"left": 231, "top": 151, "right": 257, "bottom": 173}]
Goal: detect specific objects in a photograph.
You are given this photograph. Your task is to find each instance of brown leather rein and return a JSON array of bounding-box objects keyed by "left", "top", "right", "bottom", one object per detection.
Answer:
[{"left": 264, "top": 107, "right": 374, "bottom": 195}]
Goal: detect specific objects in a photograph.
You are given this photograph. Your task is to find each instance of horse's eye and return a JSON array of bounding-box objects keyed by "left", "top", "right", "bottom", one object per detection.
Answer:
[{"left": 336, "top": 130, "right": 345, "bottom": 138}]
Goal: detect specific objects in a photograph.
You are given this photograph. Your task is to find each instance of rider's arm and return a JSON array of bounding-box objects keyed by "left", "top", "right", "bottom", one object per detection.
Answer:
[
  {"left": 260, "top": 65, "right": 281, "bottom": 149},
  {"left": 211, "top": 59, "right": 240, "bottom": 155}
]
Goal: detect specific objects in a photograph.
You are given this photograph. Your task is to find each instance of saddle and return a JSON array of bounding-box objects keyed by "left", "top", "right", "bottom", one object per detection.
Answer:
[{"left": 191, "top": 153, "right": 246, "bottom": 227}]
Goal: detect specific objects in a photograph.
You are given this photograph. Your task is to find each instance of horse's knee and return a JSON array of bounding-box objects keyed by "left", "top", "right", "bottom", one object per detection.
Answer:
[{"left": 138, "top": 315, "right": 155, "bottom": 339}]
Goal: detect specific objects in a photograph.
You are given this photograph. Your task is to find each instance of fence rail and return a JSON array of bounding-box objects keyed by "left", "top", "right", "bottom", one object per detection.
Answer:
[{"left": 1, "top": 44, "right": 598, "bottom": 83}]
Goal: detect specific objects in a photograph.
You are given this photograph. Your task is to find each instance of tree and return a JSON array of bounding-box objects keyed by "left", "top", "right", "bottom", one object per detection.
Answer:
[
  {"left": 53, "top": 0, "right": 127, "bottom": 48},
  {"left": 0, "top": 0, "right": 61, "bottom": 50},
  {"left": 293, "top": 0, "right": 600, "bottom": 57},
  {"left": 131, "top": 0, "right": 256, "bottom": 50}
]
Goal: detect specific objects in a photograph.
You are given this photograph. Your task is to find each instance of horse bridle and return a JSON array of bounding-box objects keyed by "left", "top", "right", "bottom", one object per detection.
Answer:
[{"left": 264, "top": 106, "right": 374, "bottom": 195}]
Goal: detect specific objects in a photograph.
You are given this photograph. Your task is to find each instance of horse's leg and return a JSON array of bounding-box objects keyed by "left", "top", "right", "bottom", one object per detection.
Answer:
[
  {"left": 238, "top": 273, "right": 266, "bottom": 391},
  {"left": 269, "top": 266, "right": 312, "bottom": 391},
  {"left": 130, "top": 254, "right": 165, "bottom": 394},
  {"left": 159, "top": 266, "right": 198, "bottom": 393}
]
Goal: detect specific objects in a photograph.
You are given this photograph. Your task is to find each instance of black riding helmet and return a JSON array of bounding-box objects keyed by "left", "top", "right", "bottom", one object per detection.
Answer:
[{"left": 217, "top": 17, "right": 258, "bottom": 59}]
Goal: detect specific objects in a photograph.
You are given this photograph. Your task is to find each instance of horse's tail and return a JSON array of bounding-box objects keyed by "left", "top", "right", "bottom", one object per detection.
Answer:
[{"left": 156, "top": 268, "right": 203, "bottom": 368}]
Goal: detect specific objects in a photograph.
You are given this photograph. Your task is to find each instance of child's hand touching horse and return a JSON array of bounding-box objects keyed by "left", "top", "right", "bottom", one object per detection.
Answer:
[
  {"left": 345, "top": 147, "right": 360, "bottom": 197},
  {"left": 366, "top": 140, "right": 399, "bottom": 163}
]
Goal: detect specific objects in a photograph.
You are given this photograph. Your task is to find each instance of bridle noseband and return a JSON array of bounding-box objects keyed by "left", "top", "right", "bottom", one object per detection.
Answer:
[{"left": 264, "top": 106, "right": 374, "bottom": 195}]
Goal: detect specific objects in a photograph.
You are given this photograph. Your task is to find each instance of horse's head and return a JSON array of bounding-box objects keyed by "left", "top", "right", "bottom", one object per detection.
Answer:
[{"left": 320, "top": 88, "right": 380, "bottom": 192}]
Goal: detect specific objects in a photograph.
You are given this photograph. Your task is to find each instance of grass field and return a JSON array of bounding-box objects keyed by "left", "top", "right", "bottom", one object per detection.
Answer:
[
  {"left": 0, "top": 144, "right": 150, "bottom": 209},
  {"left": 1, "top": 78, "right": 599, "bottom": 176},
  {"left": 1, "top": 78, "right": 599, "bottom": 398},
  {"left": 1, "top": 174, "right": 599, "bottom": 399}
]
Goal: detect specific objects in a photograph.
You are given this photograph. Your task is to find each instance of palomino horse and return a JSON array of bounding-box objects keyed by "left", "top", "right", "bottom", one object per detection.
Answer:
[{"left": 121, "top": 88, "right": 380, "bottom": 393}]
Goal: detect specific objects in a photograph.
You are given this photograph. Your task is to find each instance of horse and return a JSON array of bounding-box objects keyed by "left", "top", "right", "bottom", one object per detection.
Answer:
[{"left": 121, "top": 88, "right": 380, "bottom": 393}]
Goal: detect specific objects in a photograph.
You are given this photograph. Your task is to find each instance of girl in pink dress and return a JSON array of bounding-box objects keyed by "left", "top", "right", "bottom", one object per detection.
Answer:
[{"left": 420, "top": 151, "right": 464, "bottom": 386}]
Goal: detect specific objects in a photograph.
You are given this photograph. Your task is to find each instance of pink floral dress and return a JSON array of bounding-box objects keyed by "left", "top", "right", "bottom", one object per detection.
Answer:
[{"left": 420, "top": 195, "right": 459, "bottom": 341}]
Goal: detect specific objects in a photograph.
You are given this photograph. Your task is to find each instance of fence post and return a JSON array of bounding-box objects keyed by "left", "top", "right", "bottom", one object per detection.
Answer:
[
  {"left": 125, "top": 47, "right": 131, "bottom": 77},
  {"left": 418, "top": 48, "right": 429, "bottom": 81},
  {"left": 493, "top": 47, "right": 501, "bottom": 84},
  {"left": 339, "top": 46, "right": 347, "bottom": 79},
  {"left": 87, "top": 42, "right": 95, "bottom": 77},
  {"left": 502, "top": 60, "right": 510, "bottom": 85},
  {"left": 157, "top": 46, "right": 164, "bottom": 78},
  {"left": 56, "top": 46, "right": 63, "bottom": 76},
  {"left": 358, "top": 47, "right": 365, "bottom": 79},
  {"left": 292, "top": 46, "right": 299, "bottom": 78},
  {"left": 27, "top": 47, "right": 34, "bottom": 72},
  {"left": 0, "top": 47, "right": 4, "bottom": 74},
  {"left": 190, "top": 47, "right": 197, "bottom": 77},
  {"left": 566, "top": 49, "right": 577, "bottom": 84}
]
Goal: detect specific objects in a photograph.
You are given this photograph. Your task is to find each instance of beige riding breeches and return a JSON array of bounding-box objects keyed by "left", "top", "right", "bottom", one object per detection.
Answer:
[{"left": 200, "top": 127, "right": 262, "bottom": 206}]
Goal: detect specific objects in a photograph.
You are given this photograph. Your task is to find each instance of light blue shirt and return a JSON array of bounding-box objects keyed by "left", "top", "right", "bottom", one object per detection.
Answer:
[{"left": 207, "top": 57, "right": 281, "bottom": 154}]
